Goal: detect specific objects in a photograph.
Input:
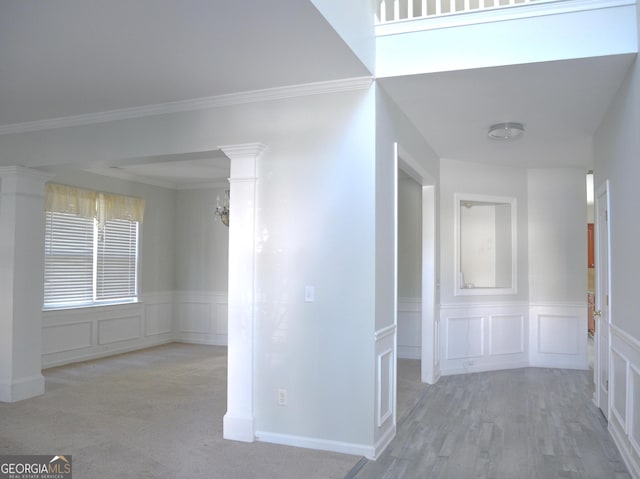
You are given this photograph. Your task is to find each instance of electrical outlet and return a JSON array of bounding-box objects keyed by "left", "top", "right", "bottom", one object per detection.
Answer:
[{"left": 278, "top": 389, "right": 288, "bottom": 406}]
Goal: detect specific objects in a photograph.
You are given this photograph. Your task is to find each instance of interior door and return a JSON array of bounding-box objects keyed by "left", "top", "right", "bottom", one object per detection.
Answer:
[{"left": 594, "top": 181, "right": 610, "bottom": 419}]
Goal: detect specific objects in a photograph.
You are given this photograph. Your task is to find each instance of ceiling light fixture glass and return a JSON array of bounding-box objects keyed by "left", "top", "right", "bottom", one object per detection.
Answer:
[{"left": 488, "top": 122, "right": 525, "bottom": 141}]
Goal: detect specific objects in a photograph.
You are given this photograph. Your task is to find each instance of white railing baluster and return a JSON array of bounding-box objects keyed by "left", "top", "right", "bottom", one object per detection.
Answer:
[{"left": 373, "top": 0, "right": 563, "bottom": 24}]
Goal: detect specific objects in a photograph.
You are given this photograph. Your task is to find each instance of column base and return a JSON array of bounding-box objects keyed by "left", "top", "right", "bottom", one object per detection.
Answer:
[{"left": 223, "top": 413, "right": 255, "bottom": 442}]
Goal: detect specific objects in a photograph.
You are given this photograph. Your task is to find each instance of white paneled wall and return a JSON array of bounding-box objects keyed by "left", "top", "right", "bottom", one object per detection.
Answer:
[
  {"left": 42, "top": 292, "right": 174, "bottom": 368},
  {"left": 174, "top": 291, "right": 229, "bottom": 345},
  {"left": 42, "top": 290, "right": 228, "bottom": 368},
  {"left": 439, "top": 303, "right": 528, "bottom": 375},
  {"left": 374, "top": 324, "right": 396, "bottom": 459},
  {"left": 529, "top": 302, "right": 588, "bottom": 369},
  {"left": 609, "top": 326, "right": 640, "bottom": 478},
  {"left": 398, "top": 297, "right": 421, "bottom": 359}
]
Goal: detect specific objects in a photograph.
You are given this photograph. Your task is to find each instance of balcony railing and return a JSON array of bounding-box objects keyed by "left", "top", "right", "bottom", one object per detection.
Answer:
[{"left": 375, "top": 0, "right": 545, "bottom": 23}]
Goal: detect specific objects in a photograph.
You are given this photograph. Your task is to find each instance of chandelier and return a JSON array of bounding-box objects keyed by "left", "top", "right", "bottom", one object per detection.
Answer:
[{"left": 215, "top": 190, "right": 230, "bottom": 227}]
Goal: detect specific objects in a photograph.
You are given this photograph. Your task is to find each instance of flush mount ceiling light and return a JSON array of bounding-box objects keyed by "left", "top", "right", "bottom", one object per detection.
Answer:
[{"left": 488, "top": 122, "right": 525, "bottom": 141}]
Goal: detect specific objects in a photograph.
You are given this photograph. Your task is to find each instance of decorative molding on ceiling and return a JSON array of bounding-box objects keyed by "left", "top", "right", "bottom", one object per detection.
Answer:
[
  {"left": 0, "top": 76, "right": 374, "bottom": 136},
  {"left": 83, "top": 166, "right": 230, "bottom": 190}
]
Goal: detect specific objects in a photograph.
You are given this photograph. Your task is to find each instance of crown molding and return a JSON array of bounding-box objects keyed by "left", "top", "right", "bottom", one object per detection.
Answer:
[{"left": 0, "top": 76, "right": 374, "bottom": 136}]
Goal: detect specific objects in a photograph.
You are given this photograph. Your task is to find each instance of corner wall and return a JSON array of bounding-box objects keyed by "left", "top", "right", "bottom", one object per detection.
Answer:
[{"left": 594, "top": 51, "right": 640, "bottom": 478}]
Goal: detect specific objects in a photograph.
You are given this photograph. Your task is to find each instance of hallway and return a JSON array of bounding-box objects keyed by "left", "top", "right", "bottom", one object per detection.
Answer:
[{"left": 352, "top": 367, "right": 631, "bottom": 478}]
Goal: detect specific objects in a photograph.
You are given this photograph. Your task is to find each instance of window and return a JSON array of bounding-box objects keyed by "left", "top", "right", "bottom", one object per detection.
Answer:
[{"left": 43, "top": 184, "right": 144, "bottom": 309}]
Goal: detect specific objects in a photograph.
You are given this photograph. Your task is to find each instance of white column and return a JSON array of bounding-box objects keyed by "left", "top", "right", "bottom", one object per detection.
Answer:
[
  {"left": 220, "top": 143, "right": 266, "bottom": 442},
  {"left": 0, "top": 166, "right": 51, "bottom": 402}
]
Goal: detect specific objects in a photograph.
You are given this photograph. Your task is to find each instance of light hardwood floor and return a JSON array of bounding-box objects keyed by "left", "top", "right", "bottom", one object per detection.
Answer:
[{"left": 352, "top": 367, "right": 631, "bottom": 479}]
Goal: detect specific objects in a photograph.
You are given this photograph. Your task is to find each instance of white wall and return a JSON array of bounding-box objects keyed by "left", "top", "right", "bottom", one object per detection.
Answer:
[
  {"left": 594, "top": 41, "right": 640, "bottom": 476},
  {"left": 175, "top": 187, "right": 229, "bottom": 292},
  {"left": 250, "top": 89, "right": 377, "bottom": 456},
  {"left": 527, "top": 168, "right": 588, "bottom": 370},
  {"left": 440, "top": 159, "right": 529, "bottom": 305},
  {"left": 398, "top": 174, "right": 422, "bottom": 299},
  {"left": 173, "top": 186, "right": 229, "bottom": 346}
]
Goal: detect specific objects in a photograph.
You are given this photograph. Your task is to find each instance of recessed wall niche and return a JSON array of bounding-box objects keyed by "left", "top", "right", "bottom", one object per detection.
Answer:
[{"left": 454, "top": 193, "right": 517, "bottom": 296}]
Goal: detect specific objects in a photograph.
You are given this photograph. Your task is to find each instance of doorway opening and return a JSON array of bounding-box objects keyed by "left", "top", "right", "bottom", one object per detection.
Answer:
[{"left": 395, "top": 144, "right": 438, "bottom": 403}]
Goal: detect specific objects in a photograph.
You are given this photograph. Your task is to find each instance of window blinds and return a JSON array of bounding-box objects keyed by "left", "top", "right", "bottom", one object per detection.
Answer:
[
  {"left": 44, "top": 212, "right": 94, "bottom": 306},
  {"left": 96, "top": 219, "right": 138, "bottom": 301},
  {"left": 43, "top": 184, "right": 144, "bottom": 308}
]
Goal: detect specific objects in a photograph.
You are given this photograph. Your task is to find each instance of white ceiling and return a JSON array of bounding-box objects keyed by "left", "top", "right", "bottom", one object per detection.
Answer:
[
  {"left": 380, "top": 55, "right": 635, "bottom": 168},
  {"left": 0, "top": 0, "right": 369, "bottom": 125},
  {"left": 1, "top": 2, "right": 635, "bottom": 185},
  {"left": 86, "top": 151, "right": 231, "bottom": 189}
]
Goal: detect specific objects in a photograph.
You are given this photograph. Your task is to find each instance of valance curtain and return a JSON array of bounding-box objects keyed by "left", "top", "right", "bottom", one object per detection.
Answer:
[{"left": 45, "top": 183, "right": 145, "bottom": 223}]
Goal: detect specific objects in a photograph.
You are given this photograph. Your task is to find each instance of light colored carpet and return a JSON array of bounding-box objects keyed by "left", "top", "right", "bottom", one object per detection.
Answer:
[{"left": 0, "top": 343, "right": 362, "bottom": 479}]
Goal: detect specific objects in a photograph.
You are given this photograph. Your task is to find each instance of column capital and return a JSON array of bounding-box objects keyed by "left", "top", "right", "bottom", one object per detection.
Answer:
[{"left": 219, "top": 143, "right": 267, "bottom": 161}]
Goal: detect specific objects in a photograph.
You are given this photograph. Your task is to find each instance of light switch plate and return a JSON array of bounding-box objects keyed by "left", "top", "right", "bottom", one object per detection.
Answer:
[{"left": 304, "top": 286, "right": 314, "bottom": 302}]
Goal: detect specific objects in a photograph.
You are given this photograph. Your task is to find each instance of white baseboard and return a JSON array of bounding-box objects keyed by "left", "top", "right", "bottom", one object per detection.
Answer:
[
  {"left": 441, "top": 360, "right": 530, "bottom": 376},
  {"left": 42, "top": 338, "right": 174, "bottom": 369},
  {"left": 373, "top": 423, "right": 396, "bottom": 460},
  {"left": 255, "top": 430, "right": 375, "bottom": 459},
  {"left": 0, "top": 374, "right": 44, "bottom": 402},
  {"left": 398, "top": 346, "right": 421, "bottom": 359}
]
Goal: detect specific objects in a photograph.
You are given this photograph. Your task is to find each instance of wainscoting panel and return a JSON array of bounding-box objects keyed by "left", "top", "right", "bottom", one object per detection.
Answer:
[
  {"left": 145, "top": 302, "right": 173, "bottom": 337},
  {"left": 631, "top": 366, "right": 640, "bottom": 463},
  {"left": 374, "top": 324, "right": 396, "bottom": 459},
  {"left": 529, "top": 303, "right": 587, "bottom": 370},
  {"left": 609, "top": 326, "right": 640, "bottom": 478},
  {"left": 42, "top": 321, "right": 92, "bottom": 355},
  {"left": 377, "top": 348, "right": 393, "bottom": 427},
  {"left": 439, "top": 303, "right": 528, "bottom": 375},
  {"left": 42, "top": 292, "right": 175, "bottom": 368},
  {"left": 398, "top": 297, "right": 421, "bottom": 359},
  {"left": 177, "top": 302, "right": 211, "bottom": 334},
  {"left": 489, "top": 315, "right": 524, "bottom": 356},
  {"left": 611, "top": 349, "right": 628, "bottom": 430},
  {"left": 174, "top": 291, "right": 228, "bottom": 345},
  {"left": 97, "top": 315, "right": 142, "bottom": 345},
  {"left": 538, "top": 315, "right": 578, "bottom": 354},
  {"left": 446, "top": 316, "right": 484, "bottom": 360}
]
